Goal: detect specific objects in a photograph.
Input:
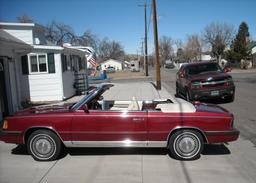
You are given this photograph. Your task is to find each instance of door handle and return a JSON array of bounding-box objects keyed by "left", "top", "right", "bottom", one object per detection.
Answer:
[{"left": 132, "top": 117, "right": 144, "bottom": 122}]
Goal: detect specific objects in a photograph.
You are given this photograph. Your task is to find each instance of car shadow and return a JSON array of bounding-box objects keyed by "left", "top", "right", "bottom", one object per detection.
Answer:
[
  {"left": 67, "top": 147, "right": 168, "bottom": 156},
  {"left": 11, "top": 144, "right": 28, "bottom": 155},
  {"left": 11, "top": 143, "right": 230, "bottom": 159},
  {"left": 202, "top": 144, "right": 231, "bottom": 155}
]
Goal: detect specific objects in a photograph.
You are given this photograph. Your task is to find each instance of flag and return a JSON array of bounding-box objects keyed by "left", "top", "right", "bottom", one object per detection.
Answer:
[{"left": 89, "top": 57, "right": 97, "bottom": 67}]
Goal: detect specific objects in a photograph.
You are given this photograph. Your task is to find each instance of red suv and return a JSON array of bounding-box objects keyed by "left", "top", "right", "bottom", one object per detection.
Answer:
[{"left": 176, "top": 62, "right": 235, "bottom": 102}]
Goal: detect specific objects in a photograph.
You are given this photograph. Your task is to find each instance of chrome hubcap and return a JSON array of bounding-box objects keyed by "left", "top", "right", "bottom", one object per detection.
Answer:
[
  {"left": 174, "top": 132, "right": 200, "bottom": 159},
  {"left": 35, "top": 139, "right": 52, "bottom": 155},
  {"left": 178, "top": 137, "right": 196, "bottom": 154},
  {"left": 30, "top": 134, "right": 56, "bottom": 160}
]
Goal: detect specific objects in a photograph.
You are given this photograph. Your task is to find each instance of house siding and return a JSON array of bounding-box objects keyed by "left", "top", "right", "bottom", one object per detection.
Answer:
[
  {"left": 29, "top": 53, "right": 63, "bottom": 102},
  {"left": 3, "top": 28, "right": 33, "bottom": 45},
  {"left": 19, "top": 53, "right": 63, "bottom": 102}
]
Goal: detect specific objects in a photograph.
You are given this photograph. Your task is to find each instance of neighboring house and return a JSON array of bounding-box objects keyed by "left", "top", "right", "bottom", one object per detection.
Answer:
[
  {"left": 123, "top": 61, "right": 131, "bottom": 69},
  {"left": 196, "top": 54, "right": 213, "bottom": 61},
  {"left": 250, "top": 41, "right": 256, "bottom": 67},
  {"left": 100, "top": 59, "right": 123, "bottom": 71},
  {"left": 0, "top": 22, "right": 88, "bottom": 121}
]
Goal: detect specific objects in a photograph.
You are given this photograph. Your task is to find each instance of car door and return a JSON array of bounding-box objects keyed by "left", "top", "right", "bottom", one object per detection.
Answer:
[{"left": 71, "top": 109, "right": 147, "bottom": 147}]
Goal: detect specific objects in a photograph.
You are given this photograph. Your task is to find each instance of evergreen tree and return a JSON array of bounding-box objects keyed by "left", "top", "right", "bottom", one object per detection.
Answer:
[{"left": 229, "top": 22, "right": 251, "bottom": 62}]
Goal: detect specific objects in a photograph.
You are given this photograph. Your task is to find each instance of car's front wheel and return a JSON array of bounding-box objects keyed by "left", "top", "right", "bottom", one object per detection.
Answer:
[
  {"left": 27, "top": 130, "right": 62, "bottom": 161},
  {"left": 169, "top": 129, "right": 204, "bottom": 160}
]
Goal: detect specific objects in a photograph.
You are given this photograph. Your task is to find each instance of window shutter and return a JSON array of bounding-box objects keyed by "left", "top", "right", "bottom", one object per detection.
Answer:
[
  {"left": 47, "top": 53, "right": 55, "bottom": 73},
  {"left": 61, "top": 54, "right": 65, "bottom": 72},
  {"left": 21, "top": 55, "right": 28, "bottom": 75}
]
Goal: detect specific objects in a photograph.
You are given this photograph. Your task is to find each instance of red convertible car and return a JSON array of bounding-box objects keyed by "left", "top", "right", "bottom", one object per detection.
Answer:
[{"left": 0, "top": 84, "right": 239, "bottom": 161}]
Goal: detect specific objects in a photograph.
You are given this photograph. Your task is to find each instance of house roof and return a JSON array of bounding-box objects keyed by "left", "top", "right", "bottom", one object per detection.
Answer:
[
  {"left": 33, "top": 45, "right": 63, "bottom": 50},
  {"left": 0, "top": 22, "right": 35, "bottom": 27}
]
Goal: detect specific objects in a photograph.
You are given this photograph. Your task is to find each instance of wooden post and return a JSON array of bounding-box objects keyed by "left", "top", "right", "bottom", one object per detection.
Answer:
[{"left": 152, "top": 0, "right": 161, "bottom": 90}]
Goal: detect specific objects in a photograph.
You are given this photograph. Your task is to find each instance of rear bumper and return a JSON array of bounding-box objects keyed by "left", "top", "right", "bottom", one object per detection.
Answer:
[
  {"left": 190, "top": 86, "right": 235, "bottom": 100},
  {"left": 0, "top": 130, "right": 23, "bottom": 144},
  {"left": 205, "top": 128, "right": 239, "bottom": 143}
]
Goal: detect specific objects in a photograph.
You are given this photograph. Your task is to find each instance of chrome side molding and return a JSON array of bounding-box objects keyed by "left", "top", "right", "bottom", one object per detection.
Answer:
[{"left": 63, "top": 140, "right": 167, "bottom": 148}]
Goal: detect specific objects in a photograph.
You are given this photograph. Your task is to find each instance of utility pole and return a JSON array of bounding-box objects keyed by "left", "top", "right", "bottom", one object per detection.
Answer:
[
  {"left": 139, "top": 3, "right": 149, "bottom": 76},
  {"left": 152, "top": 0, "right": 161, "bottom": 90},
  {"left": 144, "top": 3, "right": 149, "bottom": 76}
]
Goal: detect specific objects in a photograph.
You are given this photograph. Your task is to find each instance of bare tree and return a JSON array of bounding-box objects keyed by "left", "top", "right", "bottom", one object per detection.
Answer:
[
  {"left": 45, "top": 21, "right": 76, "bottom": 46},
  {"left": 174, "top": 39, "right": 183, "bottom": 50},
  {"left": 159, "top": 36, "right": 174, "bottom": 65},
  {"left": 98, "top": 38, "right": 125, "bottom": 61},
  {"left": 17, "top": 14, "right": 33, "bottom": 23},
  {"left": 183, "top": 34, "right": 202, "bottom": 61},
  {"left": 203, "top": 22, "right": 234, "bottom": 62},
  {"left": 72, "top": 29, "right": 99, "bottom": 51}
]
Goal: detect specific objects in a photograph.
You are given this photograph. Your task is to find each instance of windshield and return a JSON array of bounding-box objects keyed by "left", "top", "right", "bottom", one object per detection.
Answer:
[
  {"left": 187, "top": 63, "right": 222, "bottom": 75},
  {"left": 71, "top": 87, "right": 97, "bottom": 110}
]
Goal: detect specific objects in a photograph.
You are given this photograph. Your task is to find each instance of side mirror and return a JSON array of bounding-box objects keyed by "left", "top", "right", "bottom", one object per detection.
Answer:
[{"left": 81, "top": 104, "right": 89, "bottom": 113}]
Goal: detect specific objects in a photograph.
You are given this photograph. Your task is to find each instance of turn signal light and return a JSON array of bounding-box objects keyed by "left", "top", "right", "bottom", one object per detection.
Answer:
[{"left": 3, "top": 120, "right": 8, "bottom": 129}]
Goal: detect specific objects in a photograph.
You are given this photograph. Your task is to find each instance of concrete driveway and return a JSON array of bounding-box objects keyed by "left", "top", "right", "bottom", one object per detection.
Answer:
[{"left": 0, "top": 138, "right": 256, "bottom": 183}]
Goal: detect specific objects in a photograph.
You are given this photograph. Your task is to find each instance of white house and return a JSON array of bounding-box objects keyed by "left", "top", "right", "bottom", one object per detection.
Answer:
[
  {"left": 251, "top": 43, "right": 256, "bottom": 66},
  {"left": 0, "top": 22, "right": 89, "bottom": 121},
  {"left": 100, "top": 59, "right": 123, "bottom": 71}
]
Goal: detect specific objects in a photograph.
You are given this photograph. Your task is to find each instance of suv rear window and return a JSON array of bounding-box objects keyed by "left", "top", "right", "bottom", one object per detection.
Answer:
[{"left": 187, "top": 63, "right": 222, "bottom": 75}]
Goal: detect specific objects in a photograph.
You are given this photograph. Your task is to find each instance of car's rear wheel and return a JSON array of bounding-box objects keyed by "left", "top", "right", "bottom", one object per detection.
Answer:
[
  {"left": 27, "top": 130, "right": 62, "bottom": 161},
  {"left": 169, "top": 129, "right": 204, "bottom": 160}
]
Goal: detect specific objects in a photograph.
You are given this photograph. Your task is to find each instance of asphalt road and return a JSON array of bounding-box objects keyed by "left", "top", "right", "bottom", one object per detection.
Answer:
[{"left": 0, "top": 69, "right": 256, "bottom": 183}]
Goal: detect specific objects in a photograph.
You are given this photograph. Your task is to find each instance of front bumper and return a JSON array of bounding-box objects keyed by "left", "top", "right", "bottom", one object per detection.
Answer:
[
  {"left": 0, "top": 130, "right": 23, "bottom": 144},
  {"left": 190, "top": 86, "right": 235, "bottom": 100},
  {"left": 205, "top": 128, "right": 240, "bottom": 143}
]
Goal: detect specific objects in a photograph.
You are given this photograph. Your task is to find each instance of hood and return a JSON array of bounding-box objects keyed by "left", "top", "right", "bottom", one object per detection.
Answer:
[
  {"left": 13, "top": 103, "right": 73, "bottom": 116},
  {"left": 189, "top": 72, "right": 231, "bottom": 82}
]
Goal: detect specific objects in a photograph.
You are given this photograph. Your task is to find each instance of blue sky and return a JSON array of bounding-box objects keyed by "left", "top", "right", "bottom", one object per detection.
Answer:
[{"left": 0, "top": 0, "right": 255, "bottom": 54}]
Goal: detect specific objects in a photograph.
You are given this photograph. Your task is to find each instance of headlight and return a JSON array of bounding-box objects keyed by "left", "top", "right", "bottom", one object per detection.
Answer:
[
  {"left": 191, "top": 82, "right": 202, "bottom": 89},
  {"left": 225, "top": 78, "right": 233, "bottom": 86}
]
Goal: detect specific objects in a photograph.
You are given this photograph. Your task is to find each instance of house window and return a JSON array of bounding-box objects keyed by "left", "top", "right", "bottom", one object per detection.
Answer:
[
  {"left": 30, "top": 55, "right": 38, "bottom": 72},
  {"left": 38, "top": 55, "right": 47, "bottom": 72},
  {"left": 29, "top": 54, "right": 47, "bottom": 73},
  {"left": 21, "top": 53, "right": 55, "bottom": 75}
]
